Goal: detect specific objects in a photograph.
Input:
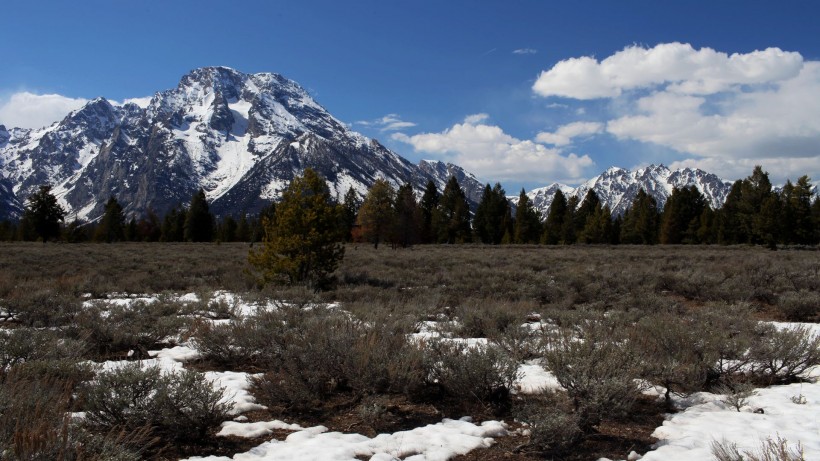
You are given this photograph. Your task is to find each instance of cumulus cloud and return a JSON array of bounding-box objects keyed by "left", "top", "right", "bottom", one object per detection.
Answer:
[
  {"left": 536, "top": 121, "right": 603, "bottom": 146},
  {"left": 355, "top": 113, "right": 417, "bottom": 132},
  {"left": 533, "top": 42, "right": 803, "bottom": 99},
  {"left": 392, "top": 118, "right": 594, "bottom": 183},
  {"left": 532, "top": 42, "right": 820, "bottom": 182},
  {"left": 513, "top": 48, "right": 537, "bottom": 55},
  {"left": 0, "top": 92, "right": 88, "bottom": 129}
]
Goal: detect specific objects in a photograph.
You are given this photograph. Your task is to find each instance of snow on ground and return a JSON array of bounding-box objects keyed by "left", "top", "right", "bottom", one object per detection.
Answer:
[
  {"left": 638, "top": 381, "right": 820, "bottom": 460},
  {"left": 182, "top": 418, "right": 507, "bottom": 461},
  {"left": 85, "top": 293, "right": 820, "bottom": 461}
]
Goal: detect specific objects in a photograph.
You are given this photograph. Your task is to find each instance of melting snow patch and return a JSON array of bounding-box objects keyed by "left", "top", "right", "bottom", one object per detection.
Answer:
[
  {"left": 640, "top": 382, "right": 820, "bottom": 460},
  {"left": 182, "top": 417, "right": 507, "bottom": 461}
]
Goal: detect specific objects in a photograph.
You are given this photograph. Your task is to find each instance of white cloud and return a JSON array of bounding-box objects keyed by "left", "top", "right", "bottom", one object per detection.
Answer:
[
  {"left": 355, "top": 113, "right": 416, "bottom": 132},
  {"left": 123, "top": 96, "right": 152, "bottom": 108},
  {"left": 536, "top": 121, "right": 603, "bottom": 146},
  {"left": 513, "top": 48, "right": 537, "bottom": 55},
  {"left": 533, "top": 42, "right": 803, "bottom": 99},
  {"left": 392, "top": 118, "right": 594, "bottom": 183},
  {"left": 0, "top": 92, "right": 88, "bottom": 129},
  {"left": 532, "top": 42, "right": 820, "bottom": 183},
  {"left": 607, "top": 62, "right": 820, "bottom": 164},
  {"left": 463, "top": 113, "right": 489, "bottom": 124}
]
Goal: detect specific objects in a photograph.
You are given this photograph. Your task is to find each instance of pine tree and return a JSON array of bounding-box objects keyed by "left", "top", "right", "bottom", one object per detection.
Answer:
[
  {"left": 341, "top": 186, "right": 361, "bottom": 242},
  {"left": 660, "top": 186, "right": 707, "bottom": 244},
  {"left": 786, "top": 176, "right": 814, "bottom": 244},
  {"left": 393, "top": 183, "right": 422, "bottom": 247},
  {"left": 357, "top": 179, "right": 396, "bottom": 249},
  {"left": 620, "top": 189, "right": 659, "bottom": 244},
  {"left": 184, "top": 189, "right": 214, "bottom": 242},
  {"left": 420, "top": 180, "right": 440, "bottom": 244},
  {"left": 542, "top": 189, "right": 568, "bottom": 245},
  {"left": 473, "top": 183, "right": 510, "bottom": 244},
  {"left": 574, "top": 190, "right": 600, "bottom": 232},
  {"left": 161, "top": 207, "right": 185, "bottom": 242},
  {"left": 220, "top": 216, "right": 238, "bottom": 242},
  {"left": 812, "top": 196, "right": 820, "bottom": 244},
  {"left": 24, "top": 185, "right": 65, "bottom": 243},
  {"left": 236, "top": 213, "right": 251, "bottom": 242},
  {"left": 248, "top": 168, "right": 345, "bottom": 289},
  {"left": 578, "top": 202, "right": 612, "bottom": 244},
  {"left": 137, "top": 209, "right": 162, "bottom": 242},
  {"left": 561, "top": 195, "right": 580, "bottom": 244},
  {"left": 513, "top": 189, "right": 541, "bottom": 244},
  {"left": 94, "top": 196, "right": 126, "bottom": 243},
  {"left": 125, "top": 218, "right": 138, "bottom": 241},
  {"left": 435, "top": 176, "right": 472, "bottom": 243}
]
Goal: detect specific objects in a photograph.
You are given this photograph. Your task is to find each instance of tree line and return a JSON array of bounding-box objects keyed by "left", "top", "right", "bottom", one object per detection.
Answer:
[
  {"left": 2, "top": 165, "right": 818, "bottom": 247},
  {"left": 0, "top": 187, "right": 272, "bottom": 243},
  {"left": 350, "top": 165, "right": 820, "bottom": 248}
]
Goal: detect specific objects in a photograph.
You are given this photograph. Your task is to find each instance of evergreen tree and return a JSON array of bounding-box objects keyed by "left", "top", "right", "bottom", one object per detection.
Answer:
[
  {"left": 541, "top": 189, "right": 568, "bottom": 244},
  {"left": 357, "top": 179, "right": 396, "bottom": 249},
  {"left": 473, "top": 183, "right": 510, "bottom": 244},
  {"left": 161, "top": 207, "right": 185, "bottom": 242},
  {"left": 784, "top": 176, "right": 815, "bottom": 244},
  {"left": 137, "top": 209, "right": 162, "bottom": 242},
  {"left": 620, "top": 189, "right": 660, "bottom": 244},
  {"left": 220, "top": 216, "right": 238, "bottom": 242},
  {"left": 248, "top": 168, "right": 345, "bottom": 289},
  {"left": 696, "top": 207, "right": 717, "bottom": 244},
  {"left": 24, "top": 185, "right": 65, "bottom": 243},
  {"left": 578, "top": 203, "right": 613, "bottom": 244},
  {"left": 420, "top": 180, "right": 440, "bottom": 244},
  {"left": 435, "top": 176, "right": 472, "bottom": 243},
  {"left": 184, "top": 189, "right": 214, "bottom": 242},
  {"left": 513, "top": 189, "right": 541, "bottom": 244},
  {"left": 574, "top": 190, "right": 600, "bottom": 232},
  {"left": 341, "top": 186, "right": 361, "bottom": 242},
  {"left": 236, "top": 213, "right": 251, "bottom": 242},
  {"left": 812, "top": 196, "right": 820, "bottom": 244},
  {"left": 125, "top": 217, "right": 138, "bottom": 241},
  {"left": 561, "top": 195, "right": 580, "bottom": 244},
  {"left": 660, "top": 186, "right": 707, "bottom": 244},
  {"left": 717, "top": 180, "right": 744, "bottom": 244},
  {"left": 393, "top": 183, "right": 422, "bottom": 247},
  {"left": 745, "top": 166, "right": 775, "bottom": 244},
  {"left": 94, "top": 196, "right": 126, "bottom": 243}
]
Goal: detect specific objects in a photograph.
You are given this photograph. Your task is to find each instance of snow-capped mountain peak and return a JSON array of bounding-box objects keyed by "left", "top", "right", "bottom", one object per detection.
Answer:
[
  {"left": 528, "top": 165, "right": 733, "bottom": 216},
  {"left": 0, "top": 67, "right": 483, "bottom": 221}
]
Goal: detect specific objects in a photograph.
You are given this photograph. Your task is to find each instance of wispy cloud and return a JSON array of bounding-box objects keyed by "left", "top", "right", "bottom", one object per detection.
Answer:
[
  {"left": 536, "top": 121, "right": 603, "bottom": 146},
  {"left": 513, "top": 48, "right": 537, "bottom": 55},
  {"left": 0, "top": 92, "right": 88, "bottom": 129},
  {"left": 354, "top": 114, "right": 417, "bottom": 132}
]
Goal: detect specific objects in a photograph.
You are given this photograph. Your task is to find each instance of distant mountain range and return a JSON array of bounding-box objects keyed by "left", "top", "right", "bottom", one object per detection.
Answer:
[
  {"left": 527, "top": 164, "right": 733, "bottom": 217},
  {"left": 0, "top": 67, "right": 742, "bottom": 222}
]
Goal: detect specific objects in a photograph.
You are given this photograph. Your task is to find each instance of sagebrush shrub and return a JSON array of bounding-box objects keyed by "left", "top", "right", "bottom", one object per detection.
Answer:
[
  {"left": 749, "top": 324, "right": 820, "bottom": 384},
  {"left": 514, "top": 392, "right": 582, "bottom": 454},
  {"left": 424, "top": 339, "right": 519, "bottom": 404},
  {"left": 543, "top": 318, "right": 642, "bottom": 432},
  {"left": 81, "top": 363, "right": 230, "bottom": 442}
]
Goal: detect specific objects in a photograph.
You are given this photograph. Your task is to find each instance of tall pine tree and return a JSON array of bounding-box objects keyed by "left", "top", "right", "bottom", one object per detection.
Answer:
[
  {"left": 184, "top": 189, "right": 214, "bottom": 242},
  {"left": 94, "top": 196, "right": 126, "bottom": 243},
  {"left": 357, "top": 179, "right": 396, "bottom": 249},
  {"left": 473, "top": 183, "right": 510, "bottom": 244},
  {"left": 541, "top": 189, "right": 568, "bottom": 245},
  {"left": 513, "top": 189, "right": 541, "bottom": 244},
  {"left": 435, "top": 176, "right": 472, "bottom": 244},
  {"left": 620, "top": 189, "right": 660, "bottom": 244}
]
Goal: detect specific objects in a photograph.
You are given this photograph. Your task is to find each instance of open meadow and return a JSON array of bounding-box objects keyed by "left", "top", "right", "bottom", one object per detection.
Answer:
[{"left": 1, "top": 242, "right": 818, "bottom": 460}]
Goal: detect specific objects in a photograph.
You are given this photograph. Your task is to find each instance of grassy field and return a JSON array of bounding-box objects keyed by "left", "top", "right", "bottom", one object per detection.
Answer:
[{"left": 0, "top": 242, "right": 818, "bottom": 460}]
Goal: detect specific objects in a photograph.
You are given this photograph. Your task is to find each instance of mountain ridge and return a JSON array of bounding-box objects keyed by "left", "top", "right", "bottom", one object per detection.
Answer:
[{"left": 0, "top": 67, "right": 483, "bottom": 221}]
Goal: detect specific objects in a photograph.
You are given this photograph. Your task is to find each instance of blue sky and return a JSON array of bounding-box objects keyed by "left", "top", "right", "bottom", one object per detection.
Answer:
[{"left": 1, "top": 0, "right": 819, "bottom": 192}]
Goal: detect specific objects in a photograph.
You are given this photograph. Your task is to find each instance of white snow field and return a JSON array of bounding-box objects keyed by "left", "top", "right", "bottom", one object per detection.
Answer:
[{"left": 90, "top": 293, "right": 819, "bottom": 461}]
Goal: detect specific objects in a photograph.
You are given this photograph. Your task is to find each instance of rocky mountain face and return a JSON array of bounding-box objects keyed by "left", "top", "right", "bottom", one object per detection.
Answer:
[
  {"left": 528, "top": 164, "right": 733, "bottom": 217},
  {"left": 0, "top": 67, "right": 483, "bottom": 221}
]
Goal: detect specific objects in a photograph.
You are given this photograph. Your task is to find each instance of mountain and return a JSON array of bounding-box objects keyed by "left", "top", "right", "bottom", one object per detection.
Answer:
[
  {"left": 528, "top": 164, "right": 733, "bottom": 217},
  {"left": 0, "top": 67, "right": 482, "bottom": 221}
]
